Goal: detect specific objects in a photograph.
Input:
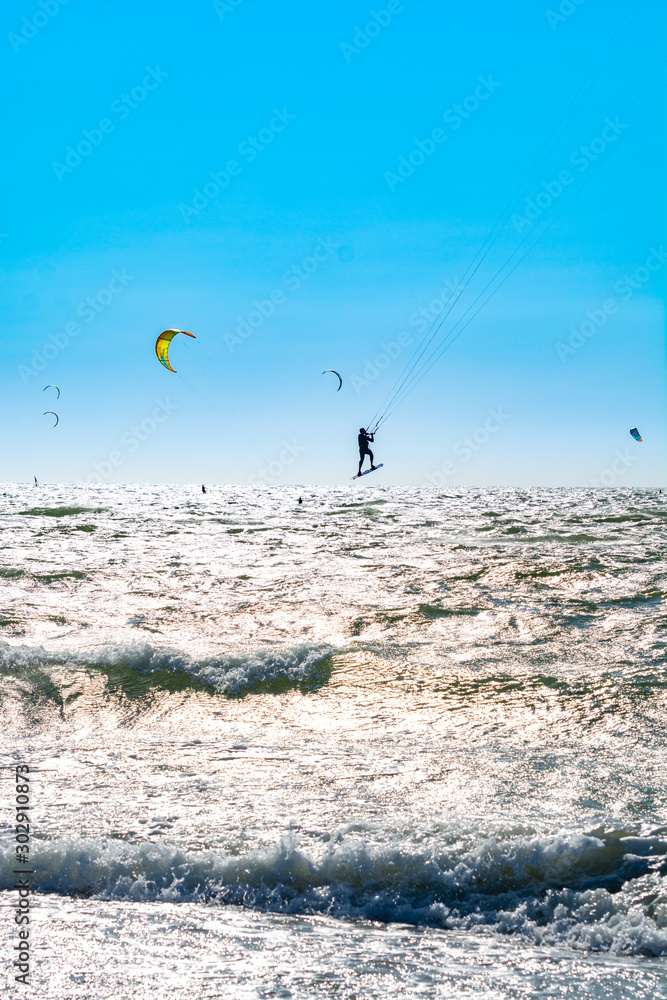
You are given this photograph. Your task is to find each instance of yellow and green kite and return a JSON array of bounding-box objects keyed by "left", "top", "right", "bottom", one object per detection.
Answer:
[{"left": 155, "top": 329, "right": 196, "bottom": 372}]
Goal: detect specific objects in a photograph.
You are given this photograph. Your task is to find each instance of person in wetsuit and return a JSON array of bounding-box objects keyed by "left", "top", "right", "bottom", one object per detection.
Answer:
[{"left": 357, "top": 428, "right": 376, "bottom": 477}]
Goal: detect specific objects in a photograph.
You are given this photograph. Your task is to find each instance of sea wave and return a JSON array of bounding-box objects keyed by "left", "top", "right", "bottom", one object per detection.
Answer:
[
  {"left": 3, "top": 828, "right": 666, "bottom": 955},
  {"left": 0, "top": 641, "right": 333, "bottom": 697},
  {"left": 16, "top": 506, "right": 106, "bottom": 517}
]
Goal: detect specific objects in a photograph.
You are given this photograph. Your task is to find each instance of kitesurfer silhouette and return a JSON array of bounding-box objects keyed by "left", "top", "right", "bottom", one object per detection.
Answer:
[
  {"left": 357, "top": 428, "right": 376, "bottom": 477},
  {"left": 201, "top": 485, "right": 206, "bottom": 493}
]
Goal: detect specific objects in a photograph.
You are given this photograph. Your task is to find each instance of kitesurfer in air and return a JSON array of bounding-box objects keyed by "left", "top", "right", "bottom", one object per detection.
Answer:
[{"left": 357, "top": 428, "right": 376, "bottom": 477}]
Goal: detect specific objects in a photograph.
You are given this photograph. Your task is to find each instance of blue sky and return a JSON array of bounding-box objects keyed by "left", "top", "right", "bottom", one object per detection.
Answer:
[{"left": 2, "top": 0, "right": 665, "bottom": 486}]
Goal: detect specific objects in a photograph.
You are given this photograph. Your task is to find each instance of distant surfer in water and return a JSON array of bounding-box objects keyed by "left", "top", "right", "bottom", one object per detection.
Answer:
[
  {"left": 201, "top": 485, "right": 206, "bottom": 493},
  {"left": 357, "top": 428, "right": 376, "bottom": 477}
]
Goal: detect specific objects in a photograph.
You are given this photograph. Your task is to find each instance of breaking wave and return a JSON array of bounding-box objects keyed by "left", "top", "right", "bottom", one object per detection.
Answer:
[
  {"left": 0, "top": 641, "right": 333, "bottom": 697},
  {"left": 2, "top": 828, "right": 666, "bottom": 955}
]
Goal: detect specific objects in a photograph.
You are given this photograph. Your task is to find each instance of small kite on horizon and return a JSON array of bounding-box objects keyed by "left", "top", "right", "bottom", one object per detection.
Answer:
[
  {"left": 630, "top": 427, "right": 642, "bottom": 442},
  {"left": 43, "top": 411, "right": 59, "bottom": 427},
  {"left": 43, "top": 384, "right": 60, "bottom": 398}
]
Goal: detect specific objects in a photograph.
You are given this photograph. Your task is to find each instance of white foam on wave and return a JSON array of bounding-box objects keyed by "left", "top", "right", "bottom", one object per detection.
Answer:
[
  {"left": 3, "top": 828, "right": 666, "bottom": 956},
  {"left": 0, "top": 640, "right": 333, "bottom": 696}
]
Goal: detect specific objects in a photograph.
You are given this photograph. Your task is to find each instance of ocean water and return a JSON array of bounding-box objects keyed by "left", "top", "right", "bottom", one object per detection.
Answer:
[{"left": 1, "top": 483, "right": 666, "bottom": 998}]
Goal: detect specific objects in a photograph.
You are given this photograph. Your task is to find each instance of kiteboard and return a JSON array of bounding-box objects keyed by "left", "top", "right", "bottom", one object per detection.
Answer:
[{"left": 353, "top": 464, "right": 383, "bottom": 480}]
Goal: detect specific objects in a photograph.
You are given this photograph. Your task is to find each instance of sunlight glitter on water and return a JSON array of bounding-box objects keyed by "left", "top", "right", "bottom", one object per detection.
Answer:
[{"left": 1, "top": 484, "right": 666, "bottom": 996}]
